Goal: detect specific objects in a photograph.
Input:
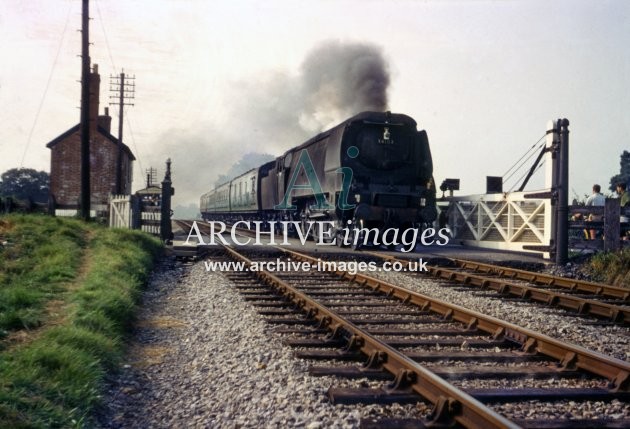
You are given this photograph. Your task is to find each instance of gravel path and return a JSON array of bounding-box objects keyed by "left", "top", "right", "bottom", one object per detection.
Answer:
[{"left": 95, "top": 259, "right": 426, "bottom": 428}]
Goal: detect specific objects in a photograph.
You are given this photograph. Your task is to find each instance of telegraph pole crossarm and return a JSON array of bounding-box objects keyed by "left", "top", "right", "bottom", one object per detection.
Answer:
[{"left": 109, "top": 71, "right": 135, "bottom": 195}]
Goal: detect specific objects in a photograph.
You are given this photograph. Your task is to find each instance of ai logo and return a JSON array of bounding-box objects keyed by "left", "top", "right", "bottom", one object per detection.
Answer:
[{"left": 274, "top": 146, "right": 360, "bottom": 211}]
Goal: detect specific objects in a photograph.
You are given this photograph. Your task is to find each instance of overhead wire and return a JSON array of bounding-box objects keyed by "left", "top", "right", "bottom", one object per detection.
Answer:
[
  {"left": 507, "top": 158, "right": 546, "bottom": 192},
  {"left": 94, "top": 0, "right": 117, "bottom": 72},
  {"left": 124, "top": 110, "right": 145, "bottom": 182},
  {"left": 19, "top": 0, "right": 74, "bottom": 167},
  {"left": 502, "top": 134, "right": 546, "bottom": 183},
  {"left": 503, "top": 140, "right": 546, "bottom": 185},
  {"left": 94, "top": 0, "right": 145, "bottom": 187},
  {"left": 501, "top": 133, "right": 546, "bottom": 178}
]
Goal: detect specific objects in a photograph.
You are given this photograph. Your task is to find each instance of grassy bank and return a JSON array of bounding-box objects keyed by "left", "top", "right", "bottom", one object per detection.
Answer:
[
  {"left": 0, "top": 214, "right": 162, "bottom": 428},
  {"left": 585, "top": 248, "right": 630, "bottom": 288}
]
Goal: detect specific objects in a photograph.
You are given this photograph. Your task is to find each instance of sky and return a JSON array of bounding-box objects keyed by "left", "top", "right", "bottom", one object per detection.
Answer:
[{"left": 0, "top": 0, "right": 628, "bottom": 209}]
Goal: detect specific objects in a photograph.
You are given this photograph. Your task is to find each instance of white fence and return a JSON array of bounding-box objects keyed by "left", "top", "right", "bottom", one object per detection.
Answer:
[
  {"left": 140, "top": 210, "right": 161, "bottom": 235},
  {"left": 55, "top": 209, "right": 96, "bottom": 218},
  {"left": 109, "top": 193, "right": 163, "bottom": 237},
  {"left": 109, "top": 195, "right": 132, "bottom": 228}
]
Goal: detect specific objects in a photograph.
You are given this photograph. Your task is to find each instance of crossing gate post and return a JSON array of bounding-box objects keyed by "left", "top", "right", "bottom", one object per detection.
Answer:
[
  {"left": 556, "top": 119, "right": 570, "bottom": 265},
  {"left": 546, "top": 120, "right": 560, "bottom": 260},
  {"left": 160, "top": 158, "right": 174, "bottom": 243}
]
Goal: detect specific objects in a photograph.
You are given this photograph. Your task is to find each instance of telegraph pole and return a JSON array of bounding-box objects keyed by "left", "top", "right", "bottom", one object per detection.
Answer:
[
  {"left": 79, "top": 0, "right": 90, "bottom": 221},
  {"left": 109, "top": 72, "right": 135, "bottom": 194}
]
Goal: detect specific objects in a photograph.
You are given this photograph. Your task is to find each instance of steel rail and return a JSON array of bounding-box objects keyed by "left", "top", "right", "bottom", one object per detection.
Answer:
[
  {"left": 280, "top": 248, "right": 630, "bottom": 392},
  {"left": 222, "top": 245, "right": 518, "bottom": 429},
  {"left": 177, "top": 220, "right": 629, "bottom": 323},
  {"left": 368, "top": 252, "right": 630, "bottom": 324},
  {"left": 181, "top": 219, "right": 624, "bottom": 301},
  {"left": 449, "top": 258, "right": 630, "bottom": 301}
]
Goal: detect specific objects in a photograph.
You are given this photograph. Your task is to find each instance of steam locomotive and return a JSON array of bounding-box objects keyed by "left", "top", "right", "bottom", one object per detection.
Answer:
[{"left": 199, "top": 111, "right": 437, "bottom": 245}]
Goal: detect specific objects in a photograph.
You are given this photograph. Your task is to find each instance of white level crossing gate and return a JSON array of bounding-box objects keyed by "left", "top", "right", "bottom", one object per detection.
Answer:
[
  {"left": 439, "top": 191, "right": 553, "bottom": 258},
  {"left": 437, "top": 119, "right": 567, "bottom": 261}
]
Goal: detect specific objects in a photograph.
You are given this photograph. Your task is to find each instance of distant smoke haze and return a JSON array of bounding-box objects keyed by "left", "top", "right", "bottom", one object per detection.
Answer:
[
  {"left": 215, "top": 152, "right": 275, "bottom": 186},
  {"left": 148, "top": 40, "right": 390, "bottom": 206}
]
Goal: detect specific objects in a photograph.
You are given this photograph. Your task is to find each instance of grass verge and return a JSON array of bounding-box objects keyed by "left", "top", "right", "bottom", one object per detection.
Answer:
[
  {"left": 0, "top": 214, "right": 162, "bottom": 428},
  {"left": 0, "top": 215, "right": 87, "bottom": 334}
]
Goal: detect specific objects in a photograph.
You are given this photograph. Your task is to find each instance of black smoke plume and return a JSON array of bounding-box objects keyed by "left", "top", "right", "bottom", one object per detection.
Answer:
[
  {"left": 148, "top": 40, "right": 390, "bottom": 207},
  {"left": 300, "top": 41, "right": 390, "bottom": 129}
]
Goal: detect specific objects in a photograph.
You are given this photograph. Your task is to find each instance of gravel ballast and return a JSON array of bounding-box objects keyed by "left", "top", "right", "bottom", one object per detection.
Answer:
[
  {"left": 96, "top": 254, "right": 630, "bottom": 427},
  {"left": 96, "top": 259, "right": 427, "bottom": 428},
  {"left": 371, "top": 270, "right": 630, "bottom": 362}
]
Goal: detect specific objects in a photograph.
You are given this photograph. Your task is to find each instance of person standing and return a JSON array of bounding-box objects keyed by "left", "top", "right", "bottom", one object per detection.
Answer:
[
  {"left": 586, "top": 184, "right": 606, "bottom": 206},
  {"left": 585, "top": 184, "right": 605, "bottom": 239}
]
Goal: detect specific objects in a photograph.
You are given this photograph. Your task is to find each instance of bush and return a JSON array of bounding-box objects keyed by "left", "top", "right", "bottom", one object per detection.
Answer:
[{"left": 586, "top": 248, "right": 630, "bottom": 288}]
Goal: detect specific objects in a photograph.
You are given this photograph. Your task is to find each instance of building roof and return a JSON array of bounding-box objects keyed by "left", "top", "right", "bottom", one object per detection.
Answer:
[
  {"left": 45, "top": 123, "right": 136, "bottom": 161},
  {"left": 136, "top": 185, "right": 162, "bottom": 195}
]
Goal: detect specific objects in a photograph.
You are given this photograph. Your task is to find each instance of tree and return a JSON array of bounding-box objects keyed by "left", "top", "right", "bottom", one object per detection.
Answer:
[
  {"left": 609, "top": 151, "right": 630, "bottom": 193},
  {"left": 0, "top": 168, "right": 50, "bottom": 203}
]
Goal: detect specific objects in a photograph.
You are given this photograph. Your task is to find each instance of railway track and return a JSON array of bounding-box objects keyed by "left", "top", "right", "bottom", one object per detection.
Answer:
[
  {"left": 368, "top": 251, "right": 630, "bottom": 325},
  {"left": 175, "top": 219, "right": 629, "bottom": 325},
  {"left": 212, "top": 245, "right": 630, "bottom": 428}
]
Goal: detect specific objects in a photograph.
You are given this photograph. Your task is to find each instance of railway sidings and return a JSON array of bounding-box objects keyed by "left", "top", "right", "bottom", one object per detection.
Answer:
[{"left": 367, "top": 252, "right": 630, "bottom": 325}]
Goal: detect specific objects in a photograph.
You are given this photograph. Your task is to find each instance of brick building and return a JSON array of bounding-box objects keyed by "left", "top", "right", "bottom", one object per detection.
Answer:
[{"left": 47, "top": 64, "right": 135, "bottom": 214}]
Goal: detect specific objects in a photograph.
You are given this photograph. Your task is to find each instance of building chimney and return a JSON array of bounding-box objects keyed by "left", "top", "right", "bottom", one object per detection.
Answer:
[
  {"left": 98, "top": 106, "right": 112, "bottom": 133},
  {"left": 89, "top": 64, "right": 100, "bottom": 132}
]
